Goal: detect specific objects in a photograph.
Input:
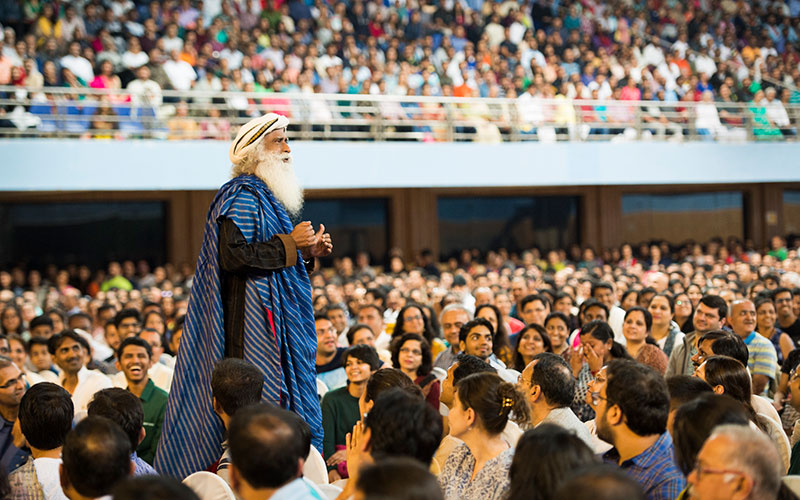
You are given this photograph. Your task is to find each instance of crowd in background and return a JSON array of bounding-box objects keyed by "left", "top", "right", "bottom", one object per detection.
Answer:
[
  {"left": 0, "top": 233, "right": 799, "bottom": 498},
  {"left": 1, "top": 0, "right": 800, "bottom": 139}
]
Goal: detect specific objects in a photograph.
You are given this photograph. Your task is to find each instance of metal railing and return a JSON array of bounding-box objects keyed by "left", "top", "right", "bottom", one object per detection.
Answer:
[{"left": 1, "top": 85, "right": 798, "bottom": 142}]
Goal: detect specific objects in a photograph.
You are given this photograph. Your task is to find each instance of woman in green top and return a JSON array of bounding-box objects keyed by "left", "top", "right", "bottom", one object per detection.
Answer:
[{"left": 321, "top": 344, "right": 381, "bottom": 482}]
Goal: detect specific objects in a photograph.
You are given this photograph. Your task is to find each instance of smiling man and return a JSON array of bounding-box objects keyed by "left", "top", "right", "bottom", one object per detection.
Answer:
[
  {"left": 0, "top": 357, "right": 29, "bottom": 473},
  {"left": 48, "top": 330, "right": 111, "bottom": 415},
  {"left": 116, "top": 337, "right": 168, "bottom": 466},
  {"left": 316, "top": 315, "right": 347, "bottom": 391},
  {"left": 728, "top": 300, "right": 777, "bottom": 396},
  {"left": 458, "top": 318, "right": 517, "bottom": 383}
]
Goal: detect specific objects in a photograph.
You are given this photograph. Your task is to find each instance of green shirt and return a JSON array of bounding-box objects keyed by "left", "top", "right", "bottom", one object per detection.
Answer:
[
  {"left": 321, "top": 386, "right": 360, "bottom": 471},
  {"left": 130, "top": 378, "right": 168, "bottom": 465}
]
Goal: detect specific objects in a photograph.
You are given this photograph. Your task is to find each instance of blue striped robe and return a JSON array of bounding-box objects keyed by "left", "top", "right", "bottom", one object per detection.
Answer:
[{"left": 154, "top": 174, "right": 323, "bottom": 478}]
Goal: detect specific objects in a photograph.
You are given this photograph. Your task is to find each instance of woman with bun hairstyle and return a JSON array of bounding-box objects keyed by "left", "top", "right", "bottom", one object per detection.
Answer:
[{"left": 439, "top": 372, "right": 530, "bottom": 500}]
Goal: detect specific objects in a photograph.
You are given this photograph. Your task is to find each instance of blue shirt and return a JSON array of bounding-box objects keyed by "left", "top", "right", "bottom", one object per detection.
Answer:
[
  {"left": 132, "top": 452, "right": 157, "bottom": 476},
  {"left": 603, "top": 432, "right": 685, "bottom": 500},
  {"left": 0, "top": 417, "right": 29, "bottom": 473}
]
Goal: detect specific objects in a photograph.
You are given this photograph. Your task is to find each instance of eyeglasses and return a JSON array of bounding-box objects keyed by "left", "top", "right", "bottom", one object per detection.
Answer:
[
  {"left": 399, "top": 347, "right": 422, "bottom": 356},
  {"left": 0, "top": 373, "right": 25, "bottom": 390},
  {"left": 589, "top": 391, "right": 608, "bottom": 406},
  {"left": 692, "top": 460, "right": 746, "bottom": 482}
]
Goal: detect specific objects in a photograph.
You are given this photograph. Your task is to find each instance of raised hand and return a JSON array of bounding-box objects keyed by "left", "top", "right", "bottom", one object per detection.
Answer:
[{"left": 290, "top": 221, "right": 315, "bottom": 248}]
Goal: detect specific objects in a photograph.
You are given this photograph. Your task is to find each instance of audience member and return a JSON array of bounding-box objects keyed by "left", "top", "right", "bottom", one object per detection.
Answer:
[
  {"left": 48, "top": 330, "right": 112, "bottom": 415},
  {"left": 8, "top": 382, "right": 72, "bottom": 500},
  {"left": 0, "top": 356, "right": 29, "bottom": 473},
  {"left": 355, "top": 457, "right": 443, "bottom": 500},
  {"left": 60, "top": 416, "right": 133, "bottom": 500}
]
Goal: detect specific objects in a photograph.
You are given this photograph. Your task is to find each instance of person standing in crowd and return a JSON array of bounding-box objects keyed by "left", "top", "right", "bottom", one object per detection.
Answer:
[{"left": 157, "top": 113, "right": 333, "bottom": 477}]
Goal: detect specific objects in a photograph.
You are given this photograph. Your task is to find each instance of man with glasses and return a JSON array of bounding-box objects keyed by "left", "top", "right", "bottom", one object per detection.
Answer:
[
  {"left": 519, "top": 352, "right": 593, "bottom": 447},
  {"left": 48, "top": 330, "right": 112, "bottom": 415},
  {"left": 589, "top": 360, "right": 684, "bottom": 500},
  {"left": 0, "top": 356, "right": 28, "bottom": 473},
  {"left": 688, "top": 424, "right": 782, "bottom": 500},
  {"left": 667, "top": 295, "right": 728, "bottom": 377}
]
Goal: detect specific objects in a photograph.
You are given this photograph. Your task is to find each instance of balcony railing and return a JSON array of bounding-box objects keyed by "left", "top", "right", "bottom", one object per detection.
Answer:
[{"left": 1, "top": 85, "right": 797, "bottom": 142}]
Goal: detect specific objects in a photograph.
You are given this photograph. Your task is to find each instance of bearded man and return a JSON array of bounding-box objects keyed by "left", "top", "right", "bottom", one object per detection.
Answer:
[{"left": 155, "top": 114, "right": 332, "bottom": 478}]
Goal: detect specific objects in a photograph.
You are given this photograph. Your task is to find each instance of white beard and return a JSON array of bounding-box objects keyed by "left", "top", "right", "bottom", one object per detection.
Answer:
[{"left": 254, "top": 150, "right": 304, "bottom": 218}]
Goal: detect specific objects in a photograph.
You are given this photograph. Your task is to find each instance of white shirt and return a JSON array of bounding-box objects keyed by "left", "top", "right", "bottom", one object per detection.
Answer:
[
  {"left": 608, "top": 305, "right": 626, "bottom": 346},
  {"left": 163, "top": 59, "right": 197, "bottom": 91},
  {"left": 59, "top": 55, "right": 94, "bottom": 83},
  {"left": 127, "top": 78, "right": 162, "bottom": 107},
  {"left": 122, "top": 50, "right": 149, "bottom": 69},
  {"left": 33, "top": 457, "right": 69, "bottom": 500},
  {"left": 61, "top": 367, "right": 113, "bottom": 415}
]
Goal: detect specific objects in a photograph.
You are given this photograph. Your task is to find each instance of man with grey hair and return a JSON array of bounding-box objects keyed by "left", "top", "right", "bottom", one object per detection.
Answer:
[
  {"left": 156, "top": 113, "right": 333, "bottom": 478},
  {"left": 688, "top": 424, "right": 782, "bottom": 500},
  {"left": 433, "top": 304, "right": 472, "bottom": 370}
]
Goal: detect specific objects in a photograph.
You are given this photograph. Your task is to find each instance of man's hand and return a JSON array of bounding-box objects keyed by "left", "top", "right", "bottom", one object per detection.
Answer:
[
  {"left": 325, "top": 449, "right": 347, "bottom": 467},
  {"left": 301, "top": 224, "right": 333, "bottom": 259},
  {"left": 291, "top": 221, "right": 316, "bottom": 248}
]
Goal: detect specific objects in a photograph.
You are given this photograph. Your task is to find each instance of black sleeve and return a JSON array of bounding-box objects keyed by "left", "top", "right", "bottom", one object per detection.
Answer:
[{"left": 218, "top": 217, "right": 295, "bottom": 273}]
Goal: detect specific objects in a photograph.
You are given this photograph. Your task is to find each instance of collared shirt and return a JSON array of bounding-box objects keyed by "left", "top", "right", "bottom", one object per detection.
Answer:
[
  {"left": 112, "top": 364, "right": 173, "bottom": 394},
  {"left": 0, "top": 417, "right": 29, "bottom": 474},
  {"left": 271, "top": 478, "right": 326, "bottom": 500},
  {"left": 60, "top": 367, "right": 113, "bottom": 415},
  {"left": 603, "top": 432, "right": 685, "bottom": 500},
  {"left": 129, "top": 379, "right": 168, "bottom": 465},
  {"left": 744, "top": 331, "right": 778, "bottom": 395},
  {"left": 539, "top": 407, "right": 594, "bottom": 448},
  {"left": 433, "top": 348, "right": 458, "bottom": 370},
  {"left": 132, "top": 452, "right": 157, "bottom": 476}
]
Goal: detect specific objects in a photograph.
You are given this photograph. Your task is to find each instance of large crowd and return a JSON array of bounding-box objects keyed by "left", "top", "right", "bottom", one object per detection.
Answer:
[
  {"left": 0, "top": 234, "right": 799, "bottom": 499},
  {"left": 1, "top": 0, "right": 800, "bottom": 139}
]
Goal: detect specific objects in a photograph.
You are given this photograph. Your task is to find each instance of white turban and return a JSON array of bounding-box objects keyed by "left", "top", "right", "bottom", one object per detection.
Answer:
[{"left": 228, "top": 113, "right": 290, "bottom": 165}]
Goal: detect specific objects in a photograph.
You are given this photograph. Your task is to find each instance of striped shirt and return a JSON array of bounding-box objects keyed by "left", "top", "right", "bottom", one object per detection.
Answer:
[{"left": 744, "top": 332, "right": 778, "bottom": 395}]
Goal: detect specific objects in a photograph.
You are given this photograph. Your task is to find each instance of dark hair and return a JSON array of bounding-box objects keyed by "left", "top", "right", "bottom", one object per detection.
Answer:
[
  {"left": 19, "top": 382, "right": 73, "bottom": 450},
  {"left": 624, "top": 307, "right": 652, "bottom": 332},
  {"left": 666, "top": 375, "right": 713, "bottom": 410},
  {"left": 544, "top": 311, "right": 570, "bottom": 330},
  {"left": 29, "top": 315, "right": 54, "bottom": 331},
  {"left": 0, "top": 305, "right": 23, "bottom": 335},
  {"left": 520, "top": 294, "right": 552, "bottom": 315},
  {"left": 509, "top": 424, "right": 598, "bottom": 500},
  {"left": 702, "top": 356, "right": 753, "bottom": 407},
  {"left": 346, "top": 323, "right": 374, "bottom": 345},
  {"left": 62, "top": 416, "right": 132, "bottom": 497},
  {"left": 211, "top": 358, "right": 263, "bottom": 416},
  {"left": 117, "top": 336, "right": 152, "bottom": 361},
  {"left": 591, "top": 282, "right": 614, "bottom": 296},
  {"left": 394, "top": 304, "right": 436, "bottom": 345},
  {"left": 649, "top": 292, "right": 675, "bottom": 313},
  {"left": 773, "top": 287, "right": 793, "bottom": 300},
  {"left": 698, "top": 330, "right": 749, "bottom": 366},
  {"left": 391, "top": 333, "right": 432, "bottom": 377},
  {"left": 512, "top": 324, "right": 552, "bottom": 372},
  {"left": 87, "top": 388, "right": 144, "bottom": 450},
  {"left": 698, "top": 295, "right": 728, "bottom": 321},
  {"left": 554, "top": 463, "right": 645, "bottom": 500},
  {"left": 605, "top": 360, "right": 668, "bottom": 436},
  {"left": 68, "top": 312, "right": 92, "bottom": 329},
  {"left": 530, "top": 352, "right": 574, "bottom": 407},
  {"left": 343, "top": 344, "right": 382, "bottom": 371},
  {"left": 356, "top": 457, "right": 443, "bottom": 500},
  {"left": 112, "top": 476, "right": 200, "bottom": 500},
  {"left": 755, "top": 297, "right": 776, "bottom": 313},
  {"left": 672, "top": 393, "right": 751, "bottom": 474},
  {"left": 228, "top": 404, "right": 305, "bottom": 489},
  {"left": 364, "top": 368, "right": 420, "bottom": 404},
  {"left": 458, "top": 317, "right": 494, "bottom": 343},
  {"left": 114, "top": 309, "right": 141, "bottom": 329},
  {"left": 580, "top": 321, "right": 631, "bottom": 360},
  {"left": 364, "top": 388, "right": 442, "bottom": 465},
  {"left": 453, "top": 353, "right": 496, "bottom": 385},
  {"left": 47, "top": 329, "right": 84, "bottom": 355},
  {"left": 456, "top": 372, "right": 529, "bottom": 434},
  {"left": 620, "top": 290, "right": 638, "bottom": 308},
  {"left": 475, "top": 304, "right": 511, "bottom": 360},
  {"left": 26, "top": 336, "right": 49, "bottom": 353},
  {"left": 580, "top": 299, "right": 608, "bottom": 322}
]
